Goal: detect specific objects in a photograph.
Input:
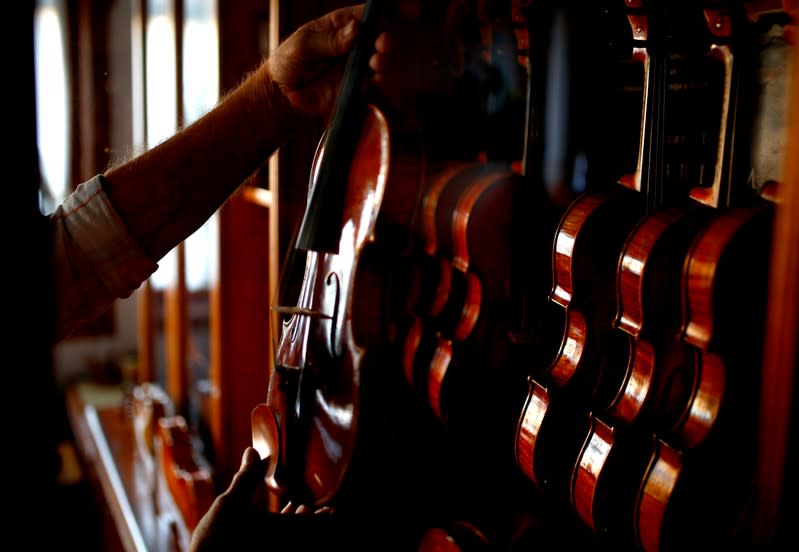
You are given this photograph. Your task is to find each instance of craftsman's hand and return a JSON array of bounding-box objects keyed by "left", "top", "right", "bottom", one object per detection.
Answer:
[
  {"left": 368, "top": 0, "right": 457, "bottom": 110},
  {"left": 188, "top": 447, "right": 270, "bottom": 552},
  {"left": 189, "top": 447, "right": 341, "bottom": 551},
  {"left": 266, "top": 1, "right": 451, "bottom": 118},
  {"left": 268, "top": 4, "right": 364, "bottom": 117}
]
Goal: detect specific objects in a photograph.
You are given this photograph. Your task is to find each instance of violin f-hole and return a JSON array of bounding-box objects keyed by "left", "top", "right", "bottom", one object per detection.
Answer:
[{"left": 325, "top": 271, "right": 342, "bottom": 357}]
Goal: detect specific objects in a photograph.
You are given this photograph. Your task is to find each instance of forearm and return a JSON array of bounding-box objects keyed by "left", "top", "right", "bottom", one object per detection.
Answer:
[{"left": 103, "top": 62, "right": 302, "bottom": 261}]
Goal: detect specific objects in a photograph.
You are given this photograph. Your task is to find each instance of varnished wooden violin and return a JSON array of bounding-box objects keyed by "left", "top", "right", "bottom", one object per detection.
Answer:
[
  {"left": 634, "top": 3, "right": 782, "bottom": 549},
  {"left": 401, "top": 160, "right": 519, "bottom": 422},
  {"left": 515, "top": 0, "right": 648, "bottom": 502},
  {"left": 399, "top": 1, "right": 539, "bottom": 427},
  {"left": 568, "top": 1, "right": 728, "bottom": 545},
  {"left": 251, "top": 0, "right": 427, "bottom": 508}
]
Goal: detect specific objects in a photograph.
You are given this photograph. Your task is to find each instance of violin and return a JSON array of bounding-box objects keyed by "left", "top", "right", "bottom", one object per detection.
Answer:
[
  {"left": 566, "top": 1, "right": 739, "bottom": 545},
  {"left": 399, "top": 1, "right": 539, "bottom": 426},
  {"left": 156, "top": 415, "right": 214, "bottom": 548},
  {"left": 635, "top": 4, "right": 782, "bottom": 549},
  {"left": 386, "top": 6, "right": 568, "bottom": 536},
  {"left": 514, "top": 0, "right": 648, "bottom": 502},
  {"left": 251, "top": 0, "right": 427, "bottom": 507},
  {"left": 401, "top": 160, "right": 519, "bottom": 423}
]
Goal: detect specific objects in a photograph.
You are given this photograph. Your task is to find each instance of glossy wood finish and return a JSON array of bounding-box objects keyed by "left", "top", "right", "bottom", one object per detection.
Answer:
[
  {"left": 515, "top": 187, "right": 642, "bottom": 501},
  {"left": 155, "top": 416, "right": 214, "bottom": 539},
  {"left": 431, "top": 163, "right": 516, "bottom": 341},
  {"left": 420, "top": 164, "right": 471, "bottom": 259},
  {"left": 427, "top": 338, "right": 455, "bottom": 421},
  {"left": 401, "top": 161, "right": 518, "bottom": 422},
  {"left": 632, "top": 202, "right": 775, "bottom": 551},
  {"left": 269, "top": 105, "right": 393, "bottom": 505},
  {"left": 516, "top": 377, "right": 550, "bottom": 488},
  {"left": 411, "top": 163, "right": 467, "bottom": 319},
  {"left": 629, "top": 5, "right": 778, "bottom": 546},
  {"left": 683, "top": 207, "right": 772, "bottom": 350},
  {"left": 616, "top": 209, "right": 706, "bottom": 338},
  {"left": 548, "top": 310, "right": 588, "bottom": 388},
  {"left": 61, "top": 2, "right": 796, "bottom": 550},
  {"left": 567, "top": 4, "right": 770, "bottom": 548},
  {"left": 635, "top": 438, "right": 682, "bottom": 552},
  {"left": 67, "top": 384, "right": 151, "bottom": 552},
  {"left": 570, "top": 206, "right": 713, "bottom": 544},
  {"left": 68, "top": 383, "right": 263, "bottom": 552},
  {"left": 572, "top": 416, "right": 615, "bottom": 531}
]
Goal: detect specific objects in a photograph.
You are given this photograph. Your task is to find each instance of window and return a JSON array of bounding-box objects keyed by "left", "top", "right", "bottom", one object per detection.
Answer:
[
  {"left": 34, "top": 0, "right": 70, "bottom": 216},
  {"left": 133, "top": 0, "right": 280, "bottom": 503}
]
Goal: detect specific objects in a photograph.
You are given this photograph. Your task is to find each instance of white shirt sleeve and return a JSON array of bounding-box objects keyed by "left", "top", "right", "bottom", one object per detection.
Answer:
[{"left": 50, "top": 175, "right": 158, "bottom": 340}]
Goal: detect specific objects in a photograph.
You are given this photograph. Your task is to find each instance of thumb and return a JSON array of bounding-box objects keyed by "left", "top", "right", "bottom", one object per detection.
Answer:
[
  {"left": 240, "top": 446, "right": 263, "bottom": 469},
  {"left": 226, "top": 447, "right": 269, "bottom": 498}
]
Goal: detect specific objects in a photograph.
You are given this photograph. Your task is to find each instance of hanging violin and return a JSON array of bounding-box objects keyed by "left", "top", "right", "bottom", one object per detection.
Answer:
[
  {"left": 569, "top": 1, "right": 732, "bottom": 544},
  {"left": 251, "top": 0, "right": 426, "bottom": 507},
  {"left": 398, "top": 0, "right": 536, "bottom": 426},
  {"left": 635, "top": 3, "right": 780, "bottom": 549},
  {"left": 514, "top": 0, "right": 646, "bottom": 502}
]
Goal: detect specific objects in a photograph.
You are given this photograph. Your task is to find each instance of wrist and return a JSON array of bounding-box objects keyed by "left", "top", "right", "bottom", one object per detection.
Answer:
[{"left": 255, "top": 60, "right": 308, "bottom": 140}]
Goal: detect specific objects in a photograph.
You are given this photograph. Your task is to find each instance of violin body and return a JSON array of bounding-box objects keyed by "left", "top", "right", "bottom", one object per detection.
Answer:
[
  {"left": 401, "top": 162, "right": 519, "bottom": 422},
  {"left": 268, "top": 103, "right": 425, "bottom": 506},
  {"left": 634, "top": 202, "right": 774, "bottom": 551},
  {"left": 569, "top": 205, "right": 714, "bottom": 546},
  {"left": 514, "top": 0, "right": 657, "bottom": 504},
  {"left": 515, "top": 188, "right": 643, "bottom": 499},
  {"left": 632, "top": 4, "right": 777, "bottom": 547}
]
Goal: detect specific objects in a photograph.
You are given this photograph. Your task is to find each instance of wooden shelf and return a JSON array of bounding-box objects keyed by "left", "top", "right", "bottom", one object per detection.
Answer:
[{"left": 66, "top": 384, "right": 153, "bottom": 552}]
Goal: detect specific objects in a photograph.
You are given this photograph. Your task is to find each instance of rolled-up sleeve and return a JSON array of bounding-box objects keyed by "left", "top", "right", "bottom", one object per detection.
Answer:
[{"left": 50, "top": 175, "right": 158, "bottom": 340}]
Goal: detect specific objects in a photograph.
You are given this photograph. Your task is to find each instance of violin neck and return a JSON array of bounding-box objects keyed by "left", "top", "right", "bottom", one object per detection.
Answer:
[
  {"left": 689, "top": 1, "right": 760, "bottom": 209},
  {"left": 618, "top": 0, "right": 667, "bottom": 213},
  {"left": 295, "top": 0, "right": 383, "bottom": 253}
]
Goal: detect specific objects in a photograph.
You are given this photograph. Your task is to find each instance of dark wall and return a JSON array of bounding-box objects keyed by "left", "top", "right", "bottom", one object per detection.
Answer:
[{"left": 7, "top": 1, "right": 62, "bottom": 546}]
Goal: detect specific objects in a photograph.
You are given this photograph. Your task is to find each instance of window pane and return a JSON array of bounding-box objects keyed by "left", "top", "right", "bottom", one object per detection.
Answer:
[
  {"left": 34, "top": 0, "right": 70, "bottom": 215},
  {"left": 147, "top": 0, "right": 177, "bottom": 291},
  {"left": 184, "top": 0, "right": 219, "bottom": 294},
  {"left": 183, "top": 0, "right": 219, "bottom": 126},
  {"left": 183, "top": 0, "right": 219, "bottom": 460},
  {"left": 146, "top": 0, "right": 177, "bottom": 148}
]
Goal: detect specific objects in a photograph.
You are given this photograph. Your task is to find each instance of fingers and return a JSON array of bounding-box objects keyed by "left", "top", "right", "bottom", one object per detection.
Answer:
[
  {"left": 367, "top": 3, "right": 456, "bottom": 105},
  {"left": 188, "top": 448, "right": 269, "bottom": 552},
  {"left": 280, "top": 500, "right": 334, "bottom": 515},
  {"left": 369, "top": 32, "right": 400, "bottom": 74},
  {"left": 301, "top": 5, "right": 362, "bottom": 60},
  {"left": 316, "top": 4, "right": 365, "bottom": 32},
  {"left": 267, "top": 4, "right": 365, "bottom": 117},
  {"left": 280, "top": 501, "right": 310, "bottom": 514},
  {"left": 314, "top": 18, "right": 358, "bottom": 59},
  {"left": 280, "top": 501, "right": 309, "bottom": 514}
]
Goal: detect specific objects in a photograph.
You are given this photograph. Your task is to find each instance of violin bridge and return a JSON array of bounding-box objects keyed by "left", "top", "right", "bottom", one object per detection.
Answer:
[{"left": 271, "top": 305, "right": 333, "bottom": 319}]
